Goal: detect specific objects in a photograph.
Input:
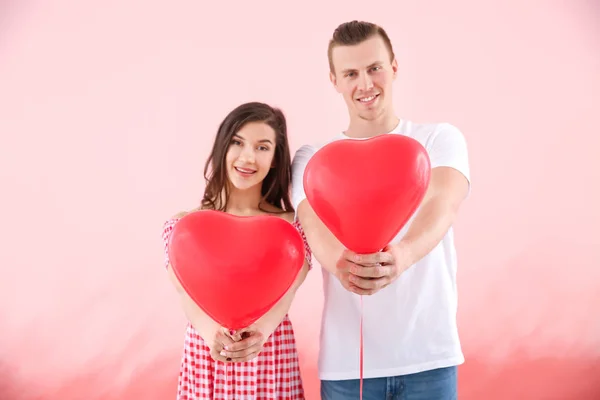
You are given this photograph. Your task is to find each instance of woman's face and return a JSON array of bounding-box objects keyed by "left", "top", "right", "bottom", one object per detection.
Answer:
[{"left": 225, "top": 121, "right": 277, "bottom": 191}]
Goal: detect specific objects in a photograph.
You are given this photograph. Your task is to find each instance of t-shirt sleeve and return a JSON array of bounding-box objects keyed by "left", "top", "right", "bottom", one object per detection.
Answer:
[
  {"left": 291, "top": 144, "right": 317, "bottom": 213},
  {"left": 428, "top": 123, "right": 471, "bottom": 192}
]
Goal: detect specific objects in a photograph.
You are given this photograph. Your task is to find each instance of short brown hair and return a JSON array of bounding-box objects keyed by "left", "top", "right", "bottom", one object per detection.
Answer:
[{"left": 327, "top": 20, "right": 395, "bottom": 73}]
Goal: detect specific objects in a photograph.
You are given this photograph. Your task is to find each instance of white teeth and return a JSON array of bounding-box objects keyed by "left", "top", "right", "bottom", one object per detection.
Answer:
[
  {"left": 359, "top": 95, "right": 377, "bottom": 102},
  {"left": 235, "top": 167, "right": 256, "bottom": 174}
]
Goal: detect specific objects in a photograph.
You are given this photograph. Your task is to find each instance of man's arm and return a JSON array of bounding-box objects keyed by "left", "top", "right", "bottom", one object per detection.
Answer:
[
  {"left": 296, "top": 200, "right": 344, "bottom": 275},
  {"left": 291, "top": 144, "right": 363, "bottom": 293},
  {"left": 346, "top": 166, "right": 469, "bottom": 294},
  {"left": 393, "top": 166, "right": 469, "bottom": 266},
  {"left": 348, "top": 124, "right": 472, "bottom": 295},
  {"left": 291, "top": 144, "right": 345, "bottom": 276}
]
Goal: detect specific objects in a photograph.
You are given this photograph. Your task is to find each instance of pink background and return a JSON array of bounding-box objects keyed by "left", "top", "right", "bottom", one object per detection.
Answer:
[{"left": 1, "top": 0, "right": 598, "bottom": 399}]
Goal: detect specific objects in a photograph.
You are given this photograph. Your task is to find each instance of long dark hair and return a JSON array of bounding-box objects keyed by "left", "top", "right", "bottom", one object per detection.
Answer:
[{"left": 201, "top": 102, "right": 294, "bottom": 213}]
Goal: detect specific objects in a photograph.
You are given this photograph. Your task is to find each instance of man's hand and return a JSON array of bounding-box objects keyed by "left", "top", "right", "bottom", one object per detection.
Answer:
[{"left": 335, "top": 242, "right": 414, "bottom": 296}]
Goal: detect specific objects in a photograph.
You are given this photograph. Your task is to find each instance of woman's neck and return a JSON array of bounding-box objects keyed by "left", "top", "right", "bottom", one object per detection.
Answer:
[{"left": 224, "top": 185, "right": 264, "bottom": 216}]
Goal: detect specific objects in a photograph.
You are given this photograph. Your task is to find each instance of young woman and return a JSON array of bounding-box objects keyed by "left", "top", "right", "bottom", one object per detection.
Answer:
[{"left": 162, "top": 102, "right": 312, "bottom": 400}]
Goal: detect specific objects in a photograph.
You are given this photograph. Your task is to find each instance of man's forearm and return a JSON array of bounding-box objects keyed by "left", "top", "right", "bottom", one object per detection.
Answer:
[
  {"left": 396, "top": 195, "right": 458, "bottom": 266},
  {"left": 297, "top": 200, "right": 344, "bottom": 275},
  {"left": 395, "top": 167, "right": 469, "bottom": 267}
]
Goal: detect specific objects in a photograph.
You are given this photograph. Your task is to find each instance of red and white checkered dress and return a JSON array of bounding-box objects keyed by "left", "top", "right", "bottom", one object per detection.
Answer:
[{"left": 162, "top": 216, "right": 312, "bottom": 400}]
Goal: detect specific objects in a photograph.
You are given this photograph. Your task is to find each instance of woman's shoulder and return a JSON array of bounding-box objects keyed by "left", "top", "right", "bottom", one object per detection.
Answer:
[
  {"left": 170, "top": 206, "right": 202, "bottom": 220},
  {"left": 261, "top": 203, "right": 295, "bottom": 223},
  {"left": 163, "top": 207, "right": 202, "bottom": 231},
  {"left": 279, "top": 211, "right": 295, "bottom": 224}
]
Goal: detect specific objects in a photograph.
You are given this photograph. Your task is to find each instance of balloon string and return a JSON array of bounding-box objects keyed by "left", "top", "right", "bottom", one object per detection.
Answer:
[{"left": 360, "top": 294, "right": 364, "bottom": 400}]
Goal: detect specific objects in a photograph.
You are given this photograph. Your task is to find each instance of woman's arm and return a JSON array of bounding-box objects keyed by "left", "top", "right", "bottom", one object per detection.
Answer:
[
  {"left": 252, "top": 259, "right": 309, "bottom": 337},
  {"left": 220, "top": 218, "right": 313, "bottom": 362},
  {"left": 219, "top": 260, "right": 310, "bottom": 363},
  {"left": 167, "top": 261, "right": 223, "bottom": 340},
  {"left": 163, "top": 213, "right": 234, "bottom": 362}
]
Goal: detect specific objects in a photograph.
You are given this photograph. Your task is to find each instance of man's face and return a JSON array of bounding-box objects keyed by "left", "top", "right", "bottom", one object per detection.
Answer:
[{"left": 330, "top": 35, "right": 398, "bottom": 122}]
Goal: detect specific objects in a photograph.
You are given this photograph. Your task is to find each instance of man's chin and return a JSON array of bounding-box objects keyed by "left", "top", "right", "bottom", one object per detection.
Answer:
[{"left": 358, "top": 109, "right": 382, "bottom": 121}]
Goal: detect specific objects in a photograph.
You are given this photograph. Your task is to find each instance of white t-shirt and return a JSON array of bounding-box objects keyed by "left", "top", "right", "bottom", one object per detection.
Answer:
[{"left": 291, "top": 120, "right": 471, "bottom": 381}]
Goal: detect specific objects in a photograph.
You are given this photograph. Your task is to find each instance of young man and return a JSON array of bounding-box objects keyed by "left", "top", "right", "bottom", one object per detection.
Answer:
[{"left": 291, "top": 21, "right": 471, "bottom": 399}]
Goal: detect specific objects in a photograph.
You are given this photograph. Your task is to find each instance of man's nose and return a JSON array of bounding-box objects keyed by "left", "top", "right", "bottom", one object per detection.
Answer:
[{"left": 357, "top": 72, "right": 374, "bottom": 91}]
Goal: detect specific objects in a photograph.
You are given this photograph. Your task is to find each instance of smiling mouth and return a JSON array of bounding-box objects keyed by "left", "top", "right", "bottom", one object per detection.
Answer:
[
  {"left": 357, "top": 93, "right": 380, "bottom": 103},
  {"left": 234, "top": 167, "right": 256, "bottom": 175}
]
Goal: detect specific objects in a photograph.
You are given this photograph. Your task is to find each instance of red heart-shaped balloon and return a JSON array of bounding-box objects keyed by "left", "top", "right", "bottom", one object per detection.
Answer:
[
  {"left": 167, "top": 210, "right": 305, "bottom": 330},
  {"left": 303, "top": 134, "right": 431, "bottom": 254}
]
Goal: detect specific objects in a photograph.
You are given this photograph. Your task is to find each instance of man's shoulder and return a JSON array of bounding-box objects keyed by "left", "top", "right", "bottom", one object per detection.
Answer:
[
  {"left": 292, "top": 136, "right": 342, "bottom": 164},
  {"left": 400, "top": 120, "right": 463, "bottom": 140},
  {"left": 295, "top": 137, "right": 340, "bottom": 152},
  {"left": 398, "top": 121, "right": 468, "bottom": 156}
]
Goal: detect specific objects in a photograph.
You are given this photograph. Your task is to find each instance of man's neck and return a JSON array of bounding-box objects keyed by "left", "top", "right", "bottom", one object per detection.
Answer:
[{"left": 344, "top": 112, "right": 400, "bottom": 139}]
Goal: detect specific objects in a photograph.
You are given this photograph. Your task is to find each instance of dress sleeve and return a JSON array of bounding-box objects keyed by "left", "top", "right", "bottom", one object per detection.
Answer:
[
  {"left": 161, "top": 218, "right": 180, "bottom": 269},
  {"left": 292, "top": 218, "right": 313, "bottom": 270}
]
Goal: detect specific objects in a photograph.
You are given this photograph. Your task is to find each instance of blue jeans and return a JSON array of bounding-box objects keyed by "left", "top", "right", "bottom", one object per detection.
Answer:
[{"left": 320, "top": 366, "right": 457, "bottom": 400}]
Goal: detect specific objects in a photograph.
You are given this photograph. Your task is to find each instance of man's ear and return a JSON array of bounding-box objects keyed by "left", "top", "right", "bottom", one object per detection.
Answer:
[
  {"left": 330, "top": 71, "right": 341, "bottom": 92},
  {"left": 391, "top": 58, "right": 398, "bottom": 80}
]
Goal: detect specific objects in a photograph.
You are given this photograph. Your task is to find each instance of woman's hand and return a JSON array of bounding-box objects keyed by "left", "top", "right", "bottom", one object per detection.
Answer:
[
  {"left": 218, "top": 325, "right": 268, "bottom": 363},
  {"left": 206, "top": 327, "right": 239, "bottom": 363},
  {"left": 217, "top": 255, "right": 311, "bottom": 363}
]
